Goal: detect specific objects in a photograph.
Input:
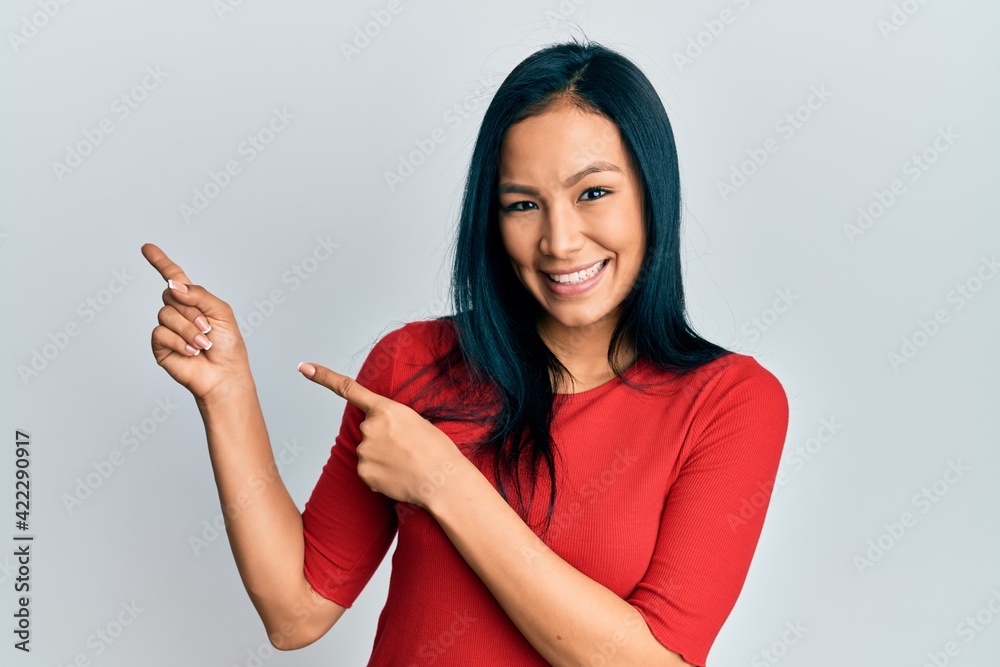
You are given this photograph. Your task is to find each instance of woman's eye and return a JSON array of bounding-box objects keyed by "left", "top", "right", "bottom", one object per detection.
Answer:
[
  {"left": 504, "top": 201, "right": 537, "bottom": 212},
  {"left": 502, "top": 188, "right": 610, "bottom": 212},
  {"left": 581, "top": 187, "right": 611, "bottom": 201}
]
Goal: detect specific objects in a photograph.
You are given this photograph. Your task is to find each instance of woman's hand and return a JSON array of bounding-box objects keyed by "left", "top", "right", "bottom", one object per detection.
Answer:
[
  {"left": 141, "top": 243, "right": 253, "bottom": 404},
  {"left": 297, "top": 361, "right": 466, "bottom": 508}
]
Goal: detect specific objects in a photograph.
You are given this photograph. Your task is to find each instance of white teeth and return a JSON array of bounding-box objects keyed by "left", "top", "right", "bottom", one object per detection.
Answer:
[{"left": 546, "top": 259, "right": 606, "bottom": 284}]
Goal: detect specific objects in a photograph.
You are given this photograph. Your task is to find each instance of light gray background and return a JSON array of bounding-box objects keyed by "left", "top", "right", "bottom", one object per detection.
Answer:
[{"left": 2, "top": 1, "right": 998, "bottom": 665}]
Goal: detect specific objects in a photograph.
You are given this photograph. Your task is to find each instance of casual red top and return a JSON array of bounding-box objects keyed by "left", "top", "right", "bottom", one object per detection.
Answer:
[{"left": 301, "top": 318, "right": 789, "bottom": 666}]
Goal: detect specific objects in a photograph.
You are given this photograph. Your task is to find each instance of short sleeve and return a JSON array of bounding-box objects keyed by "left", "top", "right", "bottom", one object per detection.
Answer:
[
  {"left": 300, "top": 326, "right": 406, "bottom": 607},
  {"left": 628, "top": 356, "right": 790, "bottom": 667}
]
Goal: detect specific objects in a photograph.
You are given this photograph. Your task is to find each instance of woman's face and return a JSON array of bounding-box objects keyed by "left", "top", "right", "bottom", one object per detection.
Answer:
[{"left": 497, "top": 101, "right": 646, "bottom": 338}]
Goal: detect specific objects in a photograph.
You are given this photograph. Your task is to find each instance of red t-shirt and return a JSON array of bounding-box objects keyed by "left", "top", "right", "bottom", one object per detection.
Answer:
[{"left": 301, "top": 318, "right": 789, "bottom": 666}]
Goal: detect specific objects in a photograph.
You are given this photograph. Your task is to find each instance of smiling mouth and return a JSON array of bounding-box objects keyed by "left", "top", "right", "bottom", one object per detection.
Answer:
[{"left": 543, "top": 259, "right": 609, "bottom": 285}]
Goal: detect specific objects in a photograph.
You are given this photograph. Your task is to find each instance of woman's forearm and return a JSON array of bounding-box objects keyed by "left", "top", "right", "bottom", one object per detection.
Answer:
[
  {"left": 425, "top": 454, "right": 689, "bottom": 667},
  {"left": 195, "top": 375, "right": 328, "bottom": 648}
]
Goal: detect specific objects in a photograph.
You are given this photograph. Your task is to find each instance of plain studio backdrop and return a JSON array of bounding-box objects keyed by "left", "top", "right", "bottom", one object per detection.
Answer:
[{"left": 2, "top": 1, "right": 998, "bottom": 665}]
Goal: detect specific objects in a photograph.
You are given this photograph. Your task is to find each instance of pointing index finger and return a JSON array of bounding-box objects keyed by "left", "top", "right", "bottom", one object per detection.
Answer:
[
  {"left": 299, "top": 362, "right": 383, "bottom": 413},
  {"left": 141, "top": 243, "right": 193, "bottom": 286}
]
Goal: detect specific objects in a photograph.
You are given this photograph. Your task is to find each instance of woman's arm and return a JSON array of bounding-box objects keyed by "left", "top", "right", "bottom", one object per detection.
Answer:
[
  {"left": 424, "top": 357, "right": 789, "bottom": 667},
  {"left": 196, "top": 378, "right": 347, "bottom": 650},
  {"left": 293, "top": 351, "right": 694, "bottom": 664},
  {"left": 140, "top": 244, "right": 345, "bottom": 650},
  {"left": 423, "top": 455, "right": 692, "bottom": 667}
]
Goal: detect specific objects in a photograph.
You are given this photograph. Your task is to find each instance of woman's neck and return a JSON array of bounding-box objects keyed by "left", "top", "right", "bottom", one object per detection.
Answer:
[{"left": 536, "top": 312, "right": 637, "bottom": 394}]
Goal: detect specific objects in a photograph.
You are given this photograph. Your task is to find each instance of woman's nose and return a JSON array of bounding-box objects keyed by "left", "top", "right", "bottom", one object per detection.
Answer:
[{"left": 539, "top": 201, "right": 585, "bottom": 258}]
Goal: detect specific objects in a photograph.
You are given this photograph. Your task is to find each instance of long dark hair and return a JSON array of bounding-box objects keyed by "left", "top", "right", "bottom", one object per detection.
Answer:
[{"left": 386, "top": 37, "right": 733, "bottom": 533}]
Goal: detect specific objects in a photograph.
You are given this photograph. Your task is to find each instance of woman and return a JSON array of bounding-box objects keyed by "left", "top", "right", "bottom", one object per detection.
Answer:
[{"left": 142, "top": 38, "right": 788, "bottom": 667}]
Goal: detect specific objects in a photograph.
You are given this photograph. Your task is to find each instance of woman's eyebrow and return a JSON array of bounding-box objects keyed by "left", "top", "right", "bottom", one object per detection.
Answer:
[{"left": 498, "top": 161, "right": 622, "bottom": 196}]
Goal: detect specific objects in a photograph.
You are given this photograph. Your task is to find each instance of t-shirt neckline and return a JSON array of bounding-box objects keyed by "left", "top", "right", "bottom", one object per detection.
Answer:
[{"left": 553, "top": 355, "right": 647, "bottom": 402}]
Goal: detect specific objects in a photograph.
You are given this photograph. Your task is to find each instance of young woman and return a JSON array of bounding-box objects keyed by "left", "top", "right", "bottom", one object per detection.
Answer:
[{"left": 142, "top": 39, "right": 788, "bottom": 667}]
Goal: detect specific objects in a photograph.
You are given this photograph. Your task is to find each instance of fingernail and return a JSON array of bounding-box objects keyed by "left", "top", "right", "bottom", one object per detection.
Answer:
[
  {"left": 297, "top": 362, "right": 316, "bottom": 378},
  {"left": 185, "top": 343, "right": 201, "bottom": 356},
  {"left": 194, "top": 334, "right": 212, "bottom": 350},
  {"left": 168, "top": 279, "right": 189, "bottom": 294},
  {"left": 194, "top": 316, "right": 211, "bottom": 334}
]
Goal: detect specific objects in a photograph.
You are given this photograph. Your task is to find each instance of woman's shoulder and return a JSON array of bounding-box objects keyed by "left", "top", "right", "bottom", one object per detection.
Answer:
[
  {"left": 366, "top": 317, "right": 458, "bottom": 372},
  {"left": 642, "top": 351, "right": 786, "bottom": 408},
  {"left": 698, "top": 350, "right": 782, "bottom": 381},
  {"left": 690, "top": 351, "right": 788, "bottom": 411},
  {"left": 364, "top": 318, "right": 464, "bottom": 403},
  {"left": 401, "top": 316, "right": 458, "bottom": 343}
]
